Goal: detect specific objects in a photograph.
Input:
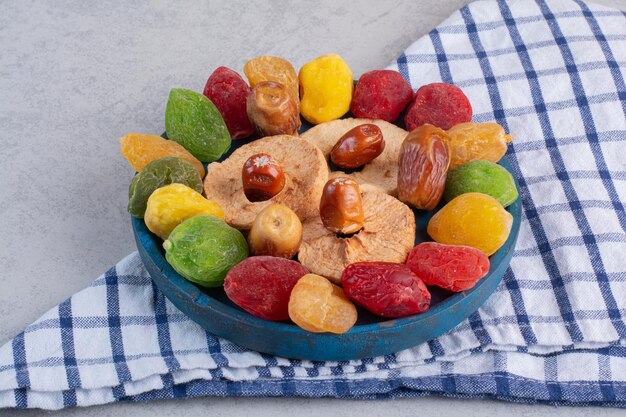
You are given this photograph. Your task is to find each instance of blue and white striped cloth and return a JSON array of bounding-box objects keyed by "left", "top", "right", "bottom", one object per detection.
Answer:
[{"left": 1, "top": 0, "right": 625, "bottom": 410}]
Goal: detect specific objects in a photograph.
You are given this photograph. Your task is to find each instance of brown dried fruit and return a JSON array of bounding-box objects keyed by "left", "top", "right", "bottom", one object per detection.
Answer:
[
  {"left": 248, "top": 204, "right": 302, "bottom": 258},
  {"left": 246, "top": 81, "right": 301, "bottom": 136},
  {"left": 397, "top": 124, "right": 450, "bottom": 210},
  {"left": 301, "top": 118, "right": 408, "bottom": 195},
  {"left": 330, "top": 123, "right": 385, "bottom": 169},
  {"left": 319, "top": 178, "right": 364, "bottom": 234},
  {"left": 242, "top": 153, "right": 285, "bottom": 202},
  {"left": 299, "top": 191, "right": 415, "bottom": 284},
  {"left": 203, "top": 135, "right": 328, "bottom": 230}
]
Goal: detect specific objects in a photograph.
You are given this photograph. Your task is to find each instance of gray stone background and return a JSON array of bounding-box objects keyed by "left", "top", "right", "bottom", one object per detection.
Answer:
[{"left": 1, "top": 0, "right": 625, "bottom": 415}]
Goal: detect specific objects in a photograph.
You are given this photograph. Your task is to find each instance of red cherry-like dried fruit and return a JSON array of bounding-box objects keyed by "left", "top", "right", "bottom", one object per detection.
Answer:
[
  {"left": 341, "top": 262, "right": 431, "bottom": 318},
  {"left": 406, "top": 242, "right": 490, "bottom": 292},
  {"left": 203, "top": 66, "right": 254, "bottom": 139},
  {"left": 404, "top": 83, "right": 472, "bottom": 131},
  {"left": 351, "top": 70, "right": 413, "bottom": 122},
  {"left": 224, "top": 256, "right": 309, "bottom": 321}
]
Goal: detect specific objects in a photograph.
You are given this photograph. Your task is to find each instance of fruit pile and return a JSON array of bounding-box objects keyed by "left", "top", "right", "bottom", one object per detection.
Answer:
[{"left": 120, "top": 54, "right": 518, "bottom": 335}]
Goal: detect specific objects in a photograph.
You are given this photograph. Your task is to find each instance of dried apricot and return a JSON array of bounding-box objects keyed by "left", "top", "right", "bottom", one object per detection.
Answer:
[
  {"left": 445, "top": 122, "right": 512, "bottom": 168},
  {"left": 244, "top": 56, "right": 300, "bottom": 110},
  {"left": 342, "top": 262, "right": 431, "bottom": 318},
  {"left": 288, "top": 273, "right": 357, "bottom": 333},
  {"left": 224, "top": 256, "right": 308, "bottom": 320},
  {"left": 120, "top": 133, "right": 205, "bottom": 178}
]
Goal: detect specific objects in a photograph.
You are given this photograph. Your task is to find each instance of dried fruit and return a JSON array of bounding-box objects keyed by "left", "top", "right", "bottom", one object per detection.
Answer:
[
  {"left": 299, "top": 191, "right": 415, "bottom": 283},
  {"left": 242, "top": 153, "right": 286, "bottom": 202},
  {"left": 319, "top": 177, "right": 364, "bottom": 234},
  {"left": 342, "top": 262, "right": 431, "bottom": 318},
  {"left": 445, "top": 122, "right": 512, "bottom": 168},
  {"left": 165, "top": 88, "right": 231, "bottom": 163},
  {"left": 246, "top": 81, "right": 300, "bottom": 136},
  {"left": 406, "top": 242, "right": 490, "bottom": 292},
  {"left": 163, "top": 215, "right": 248, "bottom": 287},
  {"left": 427, "top": 192, "right": 513, "bottom": 256},
  {"left": 203, "top": 66, "right": 254, "bottom": 139},
  {"left": 204, "top": 135, "right": 328, "bottom": 230},
  {"left": 224, "top": 256, "right": 308, "bottom": 320},
  {"left": 244, "top": 56, "right": 300, "bottom": 110},
  {"left": 330, "top": 123, "right": 385, "bottom": 169},
  {"left": 444, "top": 159, "right": 518, "bottom": 207},
  {"left": 299, "top": 54, "right": 353, "bottom": 124},
  {"left": 120, "top": 133, "right": 205, "bottom": 178},
  {"left": 301, "top": 118, "right": 408, "bottom": 195},
  {"left": 288, "top": 273, "right": 357, "bottom": 333},
  {"left": 144, "top": 183, "right": 224, "bottom": 239},
  {"left": 404, "top": 83, "right": 472, "bottom": 131},
  {"left": 397, "top": 124, "right": 450, "bottom": 210},
  {"left": 128, "top": 157, "right": 203, "bottom": 218},
  {"left": 248, "top": 204, "right": 302, "bottom": 258},
  {"left": 351, "top": 70, "right": 413, "bottom": 122}
]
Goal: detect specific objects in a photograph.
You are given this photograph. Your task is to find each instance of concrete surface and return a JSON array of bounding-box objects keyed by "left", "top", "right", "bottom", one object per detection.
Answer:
[{"left": 1, "top": 0, "right": 625, "bottom": 415}]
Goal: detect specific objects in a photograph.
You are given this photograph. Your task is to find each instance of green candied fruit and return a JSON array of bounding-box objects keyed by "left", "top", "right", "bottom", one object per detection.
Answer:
[
  {"left": 165, "top": 88, "right": 231, "bottom": 163},
  {"left": 128, "top": 156, "right": 203, "bottom": 218},
  {"left": 163, "top": 215, "right": 248, "bottom": 287},
  {"left": 444, "top": 159, "right": 519, "bottom": 207}
]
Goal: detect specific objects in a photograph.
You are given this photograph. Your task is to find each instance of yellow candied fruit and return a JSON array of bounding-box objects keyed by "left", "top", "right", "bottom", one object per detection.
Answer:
[
  {"left": 144, "top": 183, "right": 224, "bottom": 239},
  {"left": 288, "top": 273, "right": 357, "bottom": 334},
  {"left": 445, "top": 122, "right": 513, "bottom": 169},
  {"left": 427, "top": 192, "right": 513, "bottom": 256},
  {"left": 298, "top": 54, "right": 353, "bottom": 124},
  {"left": 120, "top": 133, "right": 206, "bottom": 178}
]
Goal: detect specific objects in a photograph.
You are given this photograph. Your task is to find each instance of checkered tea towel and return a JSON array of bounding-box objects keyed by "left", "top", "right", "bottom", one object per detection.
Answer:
[{"left": 1, "top": 0, "right": 625, "bottom": 410}]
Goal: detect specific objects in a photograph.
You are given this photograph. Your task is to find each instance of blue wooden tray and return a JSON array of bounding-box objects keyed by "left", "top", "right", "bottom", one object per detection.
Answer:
[{"left": 132, "top": 119, "right": 521, "bottom": 361}]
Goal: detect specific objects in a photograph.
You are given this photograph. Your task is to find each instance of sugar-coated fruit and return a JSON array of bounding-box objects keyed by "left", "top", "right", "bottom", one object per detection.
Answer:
[
  {"left": 128, "top": 157, "right": 203, "bottom": 218},
  {"left": 351, "top": 70, "right": 413, "bottom": 122},
  {"left": 299, "top": 54, "right": 353, "bottom": 124},
  {"left": 404, "top": 83, "right": 472, "bottom": 131},
  {"left": 120, "top": 133, "right": 205, "bottom": 178},
  {"left": 427, "top": 192, "right": 513, "bottom": 256},
  {"left": 224, "top": 257, "right": 308, "bottom": 320},
  {"left": 163, "top": 215, "right": 248, "bottom": 287},
  {"left": 406, "top": 242, "right": 490, "bottom": 292},
  {"left": 165, "top": 88, "right": 231, "bottom": 163},
  {"left": 144, "top": 183, "right": 224, "bottom": 239},
  {"left": 342, "top": 262, "right": 431, "bottom": 318},
  {"left": 445, "top": 122, "right": 512, "bottom": 168},
  {"left": 444, "top": 159, "right": 518, "bottom": 207},
  {"left": 288, "top": 273, "right": 357, "bottom": 333},
  {"left": 203, "top": 66, "right": 254, "bottom": 139}
]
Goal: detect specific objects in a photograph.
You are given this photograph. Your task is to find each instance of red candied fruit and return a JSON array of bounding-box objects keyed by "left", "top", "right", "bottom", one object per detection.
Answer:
[
  {"left": 350, "top": 70, "right": 413, "bottom": 123},
  {"left": 406, "top": 242, "right": 490, "bottom": 292},
  {"left": 404, "top": 83, "right": 472, "bottom": 131},
  {"left": 341, "top": 262, "right": 431, "bottom": 318},
  {"left": 224, "top": 256, "right": 309, "bottom": 320},
  {"left": 203, "top": 66, "right": 254, "bottom": 139}
]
